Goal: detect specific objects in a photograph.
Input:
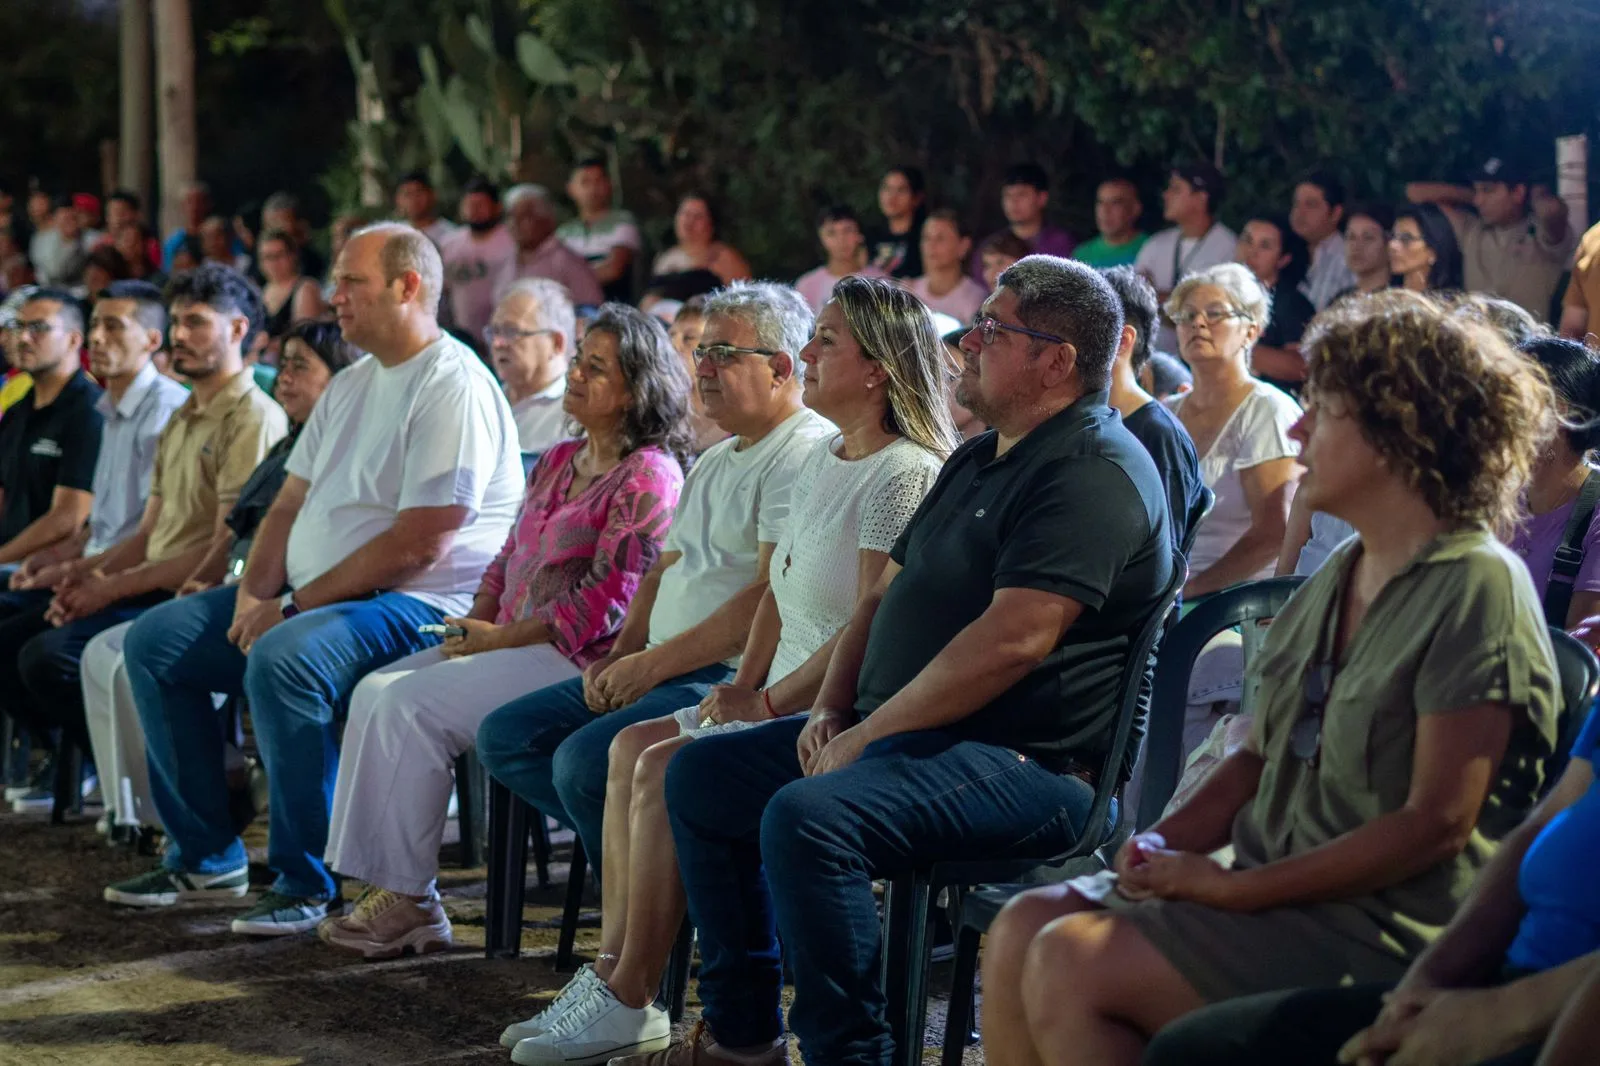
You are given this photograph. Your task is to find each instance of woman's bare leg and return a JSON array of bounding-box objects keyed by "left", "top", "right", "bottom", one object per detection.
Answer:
[
  {"left": 597, "top": 717, "right": 682, "bottom": 981},
  {"left": 605, "top": 734, "right": 695, "bottom": 1009},
  {"left": 1020, "top": 911, "right": 1207, "bottom": 1066},
  {"left": 980, "top": 884, "right": 1099, "bottom": 1066}
]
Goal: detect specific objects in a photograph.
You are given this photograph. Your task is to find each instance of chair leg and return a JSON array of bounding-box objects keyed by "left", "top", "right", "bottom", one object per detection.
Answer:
[
  {"left": 882, "top": 874, "right": 933, "bottom": 1066},
  {"left": 661, "top": 918, "right": 694, "bottom": 1022},
  {"left": 484, "top": 779, "right": 530, "bottom": 958},
  {"left": 555, "top": 839, "right": 588, "bottom": 972},
  {"left": 455, "top": 751, "right": 485, "bottom": 869},
  {"left": 51, "top": 740, "right": 82, "bottom": 825},
  {"left": 941, "top": 923, "right": 982, "bottom": 1066},
  {"left": 530, "top": 810, "right": 552, "bottom": 890}
]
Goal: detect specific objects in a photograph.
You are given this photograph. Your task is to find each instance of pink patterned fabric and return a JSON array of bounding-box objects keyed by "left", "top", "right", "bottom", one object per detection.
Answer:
[{"left": 476, "top": 437, "right": 683, "bottom": 668}]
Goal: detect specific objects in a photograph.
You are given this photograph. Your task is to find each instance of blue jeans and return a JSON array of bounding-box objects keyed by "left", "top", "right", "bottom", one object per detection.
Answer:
[
  {"left": 125, "top": 585, "right": 443, "bottom": 899},
  {"left": 665, "top": 718, "right": 1096, "bottom": 1066},
  {"left": 476, "top": 663, "right": 734, "bottom": 868}
]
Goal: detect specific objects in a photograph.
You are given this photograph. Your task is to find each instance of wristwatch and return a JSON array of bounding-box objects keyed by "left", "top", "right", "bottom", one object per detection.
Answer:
[{"left": 280, "top": 591, "right": 301, "bottom": 619}]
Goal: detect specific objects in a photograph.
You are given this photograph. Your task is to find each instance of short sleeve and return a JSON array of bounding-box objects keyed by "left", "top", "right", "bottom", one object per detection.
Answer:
[
  {"left": 1571, "top": 509, "right": 1600, "bottom": 593},
  {"left": 216, "top": 399, "right": 288, "bottom": 507},
  {"left": 284, "top": 379, "right": 332, "bottom": 483},
  {"left": 614, "top": 221, "right": 643, "bottom": 252},
  {"left": 1133, "top": 235, "right": 1162, "bottom": 279},
  {"left": 994, "top": 456, "right": 1152, "bottom": 610},
  {"left": 1563, "top": 270, "right": 1588, "bottom": 311},
  {"left": 1415, "top": 556, "right": 1550, "bottom": 717},
  {"left": 397, "top": 378, "right": 510, "bottom": 515},
  {"left": 858, "top": 454, "right": 940, "bottom": 554},
  {"left": 755, "top": 449, "right": 812, "bottom": 546},
  {"left": 57, "top": 401, "right": 104, "bottom": 492},
  {"left": 1232, "top": 390, "right": 1301, "bottom": 470}
]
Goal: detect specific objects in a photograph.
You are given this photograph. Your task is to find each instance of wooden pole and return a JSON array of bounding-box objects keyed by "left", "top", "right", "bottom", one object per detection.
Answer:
[
  {"left": 152, "top": 0, "right": 196, "bottom": 236},
  {"left": 118, "top": 0, "right": 154, "bottom": 210}
]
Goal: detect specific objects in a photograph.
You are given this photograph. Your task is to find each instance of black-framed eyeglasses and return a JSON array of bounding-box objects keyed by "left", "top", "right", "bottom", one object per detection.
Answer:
[
  {"left": 692, "top": 343, "right": 783, "bottom": 367},
  {"left": 1288, "top": 662, "right": 1333, "bottom": 765},
  {"left": 483, "top": 324, "right": 557, "bottom": 344},
  {"left": 969, "top": 314, "right": 1064, "bottom": 347}
]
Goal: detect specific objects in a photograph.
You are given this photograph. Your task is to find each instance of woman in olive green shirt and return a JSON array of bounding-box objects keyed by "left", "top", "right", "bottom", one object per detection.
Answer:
[{"left": 978, "top": 290, "right": 1564, "bottom": 1066}]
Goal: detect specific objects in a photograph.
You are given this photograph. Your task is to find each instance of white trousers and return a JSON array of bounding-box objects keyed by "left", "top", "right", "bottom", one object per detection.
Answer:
[
  {"left": 323, "top": 641, "right": 580, "bottom": 896},
  {"left": 82, "top": 622, "right": 149, "bottom": 828}
]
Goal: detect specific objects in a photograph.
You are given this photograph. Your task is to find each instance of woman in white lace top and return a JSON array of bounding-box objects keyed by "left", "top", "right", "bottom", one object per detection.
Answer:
[{"left": 496, "top": 276, "right": 961, "bottom": 1059}]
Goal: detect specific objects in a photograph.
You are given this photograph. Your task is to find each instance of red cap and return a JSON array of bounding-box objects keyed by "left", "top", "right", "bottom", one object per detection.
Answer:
[{"left": 72, "top": 193, "right": 101, "bottom": 216}]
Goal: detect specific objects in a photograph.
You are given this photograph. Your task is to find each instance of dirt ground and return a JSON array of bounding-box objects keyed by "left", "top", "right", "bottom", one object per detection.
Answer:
[{"left": 0, "top": 810, "right": 970, "bottom": 1066}]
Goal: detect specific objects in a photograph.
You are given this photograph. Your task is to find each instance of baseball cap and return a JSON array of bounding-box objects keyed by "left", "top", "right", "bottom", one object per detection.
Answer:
[
  {"left": 1171, "top": 161, "right": 1226, "bottom": 205},
  {"left": 1472, "top": 156, "right": 1531, "bottom": 186},
  {"left": 72, "top": 193, "right": 101, "bottom": 217}
]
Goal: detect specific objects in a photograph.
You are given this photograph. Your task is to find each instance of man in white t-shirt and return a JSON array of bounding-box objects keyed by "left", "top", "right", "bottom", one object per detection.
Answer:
[
  {"left": 557, "top": 158, "right": 644, "bottom": 304},
  {"left": 1134, "top": 162, "right": 1237, "bottom": 352},
  {"left": 488, "top": 276, "right": 575, "bottom": 453},
  {"left": 476, "top": 280, "right": 834, "bottom": 874},
  {"left": 108, "top": 224, "right": 523, "bottom": 935},
  {"left": 438, "top": 177, "right": 518, "bottom": 344}
]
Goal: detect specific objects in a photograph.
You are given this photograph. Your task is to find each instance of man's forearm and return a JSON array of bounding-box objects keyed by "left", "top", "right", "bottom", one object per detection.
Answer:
[
  {"left": 24, "top": 527, "right": 88, "bottom": 569},
  {"left": 84, "top": 531, "right": 149, "bottom": 577},
  {"left": 609, "top": 568, "right": 664, "bottom": 658},
  {"left": 238, "top": 505, "right": 295, "bottom": 600},
  {"left": 645, "top": 581, "right": 767, "bottom": 680},
  {"left": 290, "top": 526, "right": 454, "bottom": 610},
  {"left": 1536, "top": 953, "right": 1600, "bottom": 1066},
  {"left": 105, "top": 542, "right": 214, "bottom": 599},
  {"left": 0, "top": 509, "right": 84, "bottom": 565}
]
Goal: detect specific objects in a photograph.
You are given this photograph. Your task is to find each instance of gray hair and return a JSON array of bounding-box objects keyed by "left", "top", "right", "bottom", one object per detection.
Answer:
[
  {"left": 498, "top": 277, "right": 576, "bottom": 353},
  {"left": 1166, "top": 262, "right": 1272, "bottom": 334},
  {"left": 352, "top": 222, "right": 444, "bottom": 317},
  {"left": 505, "top": 184, "right": 555, "bottom": 215},
  {"left": 700, "top": 281, "right": 814, "bottom": 364},
  {"left": 263, "top": 191, "right": 300, "bottom": 216},
  {"left": 995, "top": 255, "right": 1125, "bottom": 392}
]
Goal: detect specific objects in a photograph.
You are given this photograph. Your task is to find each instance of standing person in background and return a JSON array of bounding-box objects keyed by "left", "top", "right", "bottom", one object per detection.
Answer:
[
  {"left": 1074, "top": 178, "right": 1148, "bottom": 269},
  {"left": 394, "top": 171, "right": 458, "bottom": 249},
  {"left": 652, "top": 194, "right": 752, "bottom": 286},
  {"left": 558, "top": 159, "right": 643, "bottom": 305},
  {"left": 795, "top": 205, "right": 884, "bottom": 312},
  {"left": 1235, "top": 215, "right": 1316, "bottom": 396},
  {"left": 906, "top": 209, "right": 989, "bottom": 323},
  {"left": 1389, "top": 204, "right": 1465, "bottom": 294},
  {"left": 969, "top": 162, "right": 1075, "bottom": 281},
  {"left": 496, "top": 185, "right": 604, "bottom": 308},
  {"left": 1288, "top": 171, "right": 1356, "bottom": 310},
  {"left": 440, "top": 177, "right": 518, "bottom": 344},
  {"left": 1135, "top": 162, "right": 1238, "bottom": 353},
  {"left": 1407, "top": 155, "right": 1576, "bottom": 321},
  {"left": 1560, "top": 218, "right": 1600, "bottom": 340},
  {"left": 868, "top": 166, "right": 928, "bottom": 279},
  {"left": 487, "top": 278, "right": 577, "bottom": 455},
  {"left": 1330, "top": 203, "right": 1394, "bottom": 303}
]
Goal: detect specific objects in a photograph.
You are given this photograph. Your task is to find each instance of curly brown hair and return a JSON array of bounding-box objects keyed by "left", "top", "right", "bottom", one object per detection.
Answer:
[{"left": 1303, "top": 289, "right": 1555, "bottom": 536}]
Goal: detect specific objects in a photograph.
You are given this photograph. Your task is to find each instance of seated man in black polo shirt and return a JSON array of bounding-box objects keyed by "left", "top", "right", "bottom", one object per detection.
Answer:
[
  {"left": 0, "top": 288, "right": 104, "bottom": 804},
  {"left": 622, "top": 256, "right": 1175, "bottom": 1066}
]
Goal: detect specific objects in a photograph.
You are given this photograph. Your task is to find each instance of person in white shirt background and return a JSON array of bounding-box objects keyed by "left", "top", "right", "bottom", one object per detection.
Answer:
[
  {"left": 487, "top": 277, "right": 578, "bottom": 455},
  {"left": 1289, "top": 170, "right": 1358, "bottom": 310},
  {"left": 107, "top": 223, "right": 524, "bottom": 937},
  {"left": 1135, "top": 161, "right": 1238, "bottom": 352}
]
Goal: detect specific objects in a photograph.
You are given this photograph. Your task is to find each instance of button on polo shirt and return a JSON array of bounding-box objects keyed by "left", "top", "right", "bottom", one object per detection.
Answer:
[
  {"left": 854, "top": 390, "right": 1175, "bottom": 773},
  {"left": 0, "top": 370, "right": 104, "bottom": 544}
]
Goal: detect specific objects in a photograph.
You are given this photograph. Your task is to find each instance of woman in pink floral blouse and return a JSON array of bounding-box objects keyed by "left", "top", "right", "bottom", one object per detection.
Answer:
[{"left": 319, "top": 304, "right": 694, "bottom": 958}]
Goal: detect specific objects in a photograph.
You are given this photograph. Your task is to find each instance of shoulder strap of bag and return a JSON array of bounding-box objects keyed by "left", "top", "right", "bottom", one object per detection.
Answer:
[{"left": 1543, "top": 469, "right": 1600, "bottom": 627}]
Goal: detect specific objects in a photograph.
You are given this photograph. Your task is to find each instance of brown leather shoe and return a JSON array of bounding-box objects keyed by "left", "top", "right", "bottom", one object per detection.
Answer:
[
  {"left": 318, "top": 886, "right": 452, "bottom": 959},
  {"left": 607, "top": 1021, "right": 788, "bottom": 1066}
]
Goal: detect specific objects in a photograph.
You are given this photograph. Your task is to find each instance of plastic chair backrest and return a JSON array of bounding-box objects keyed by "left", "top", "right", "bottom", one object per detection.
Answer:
[
  {"left": 1180, "top": 486, "right": 1216, "bottom": 559},
  {"left": 1546, "top": 627, "right": 1599, "bottom": 787},
  {"left": 1136, "top": 575, "right": 1306, "bottom": 830},
  {"left": 521, "top": 451, "right": 541, "bottom": 480},
  {"left": 1064, "top": 549, "right": 1189, "bottom": 861}
]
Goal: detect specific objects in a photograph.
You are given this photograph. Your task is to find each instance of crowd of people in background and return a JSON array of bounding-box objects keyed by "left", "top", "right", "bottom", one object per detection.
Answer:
[{"left": 0, "top": 146, "right": 1598, "bottom": 1066}]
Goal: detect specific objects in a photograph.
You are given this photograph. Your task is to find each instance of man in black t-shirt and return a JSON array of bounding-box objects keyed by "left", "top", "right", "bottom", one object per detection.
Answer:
[{"left": 627, "top": 256, "right": 1175, "bottom": 1066}]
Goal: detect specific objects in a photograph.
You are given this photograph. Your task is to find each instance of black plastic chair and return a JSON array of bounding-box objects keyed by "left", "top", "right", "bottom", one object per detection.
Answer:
[
  {"left": 880, "top": 549, "right": 1188, "bottom": 1066},
  {"left": 938, "top": 572, "right": 1302, "bottom": 1066},
  {"left": 1545, "top": 627, "right": 1599, "bottom": 786},
  {"left": 483, "top": 779, "right": 559, "bottom": 957}
]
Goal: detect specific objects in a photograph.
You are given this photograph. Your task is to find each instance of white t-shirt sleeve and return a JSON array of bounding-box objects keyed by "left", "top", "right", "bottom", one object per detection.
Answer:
[
  {"left": 615, "top": 221, "right": 643, "bottom": 252},
  {"left": 858, "top": 450, "right": 941, "bottom": 553},
  {"left": 284, "top": 373, "right": 337, "bottom": 481},
  {"left": 755, "top": 450, "right": 809, "bottom": 545},
  {"left": 397, "top": 377, "right": 509, "bottom": 516},
  {"left": 1233, "top": 387, "right": 1302, "bottom": 470}
]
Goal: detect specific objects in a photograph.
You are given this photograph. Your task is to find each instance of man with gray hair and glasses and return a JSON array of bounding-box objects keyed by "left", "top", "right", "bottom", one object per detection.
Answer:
[
  {"left": 617, "top": 256, "right": 1175, "bottom": 1066},
  {"left": 496, "top": 183, "right": 604, "bottom": 308},
  {"left": 107, "top": 224, "right": 524, "bottom": 936},
  {"left": 477, "top": 280, "right": 834, "bottom": 888},
  {"left": 486, "top": 277, "right": 577, "bottom": 453}
]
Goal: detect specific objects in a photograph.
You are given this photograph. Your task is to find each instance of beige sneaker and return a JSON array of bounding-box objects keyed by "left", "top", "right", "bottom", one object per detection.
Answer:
[
  {"left": 606, "top": 1021, "right": 788, "bottom": 1066},
  {"left": 318, "top": 885, "right": 453, "bottom": 959}
]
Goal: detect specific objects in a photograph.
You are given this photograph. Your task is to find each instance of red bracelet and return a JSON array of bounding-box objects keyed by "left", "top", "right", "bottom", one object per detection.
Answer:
[{"left": 762, "top": 689, "right": 776, "bottom": 717}]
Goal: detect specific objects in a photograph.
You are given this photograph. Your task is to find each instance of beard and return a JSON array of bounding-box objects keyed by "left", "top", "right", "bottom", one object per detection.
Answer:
[
  {"left": 466, "top": 218, "right": 500, "bottom": 235},
  {"left": 172, "top": 347, "right": 221, "bottom": 379}
]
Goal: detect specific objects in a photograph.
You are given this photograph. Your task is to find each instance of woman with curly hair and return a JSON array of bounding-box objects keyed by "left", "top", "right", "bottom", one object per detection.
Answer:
[
  {"left": 977, "top": 289, "right": 1564, "bottom": 1066},
  {"left": 318, "top": 303, "right": 694, "bottom": 959}
]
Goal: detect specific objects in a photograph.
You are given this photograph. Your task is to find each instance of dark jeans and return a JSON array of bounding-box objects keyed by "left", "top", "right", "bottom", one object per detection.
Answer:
[
  {"left": 1143, "top": 983, "right": 1541, "bottom": 1066},
  {"left": 5, "top": 591, "right": 169, "bottom": 755},
  {"left": 664, "top": 717, "right": 1097, "bottom": 1066},
  {"left": 0, "top": 587, "right": 54, "bottom": 773},
  {"left": 125, "top": 585, "right": 443, "bottom": 899},
  {"left": 475, "top": 663, "right": 734, "bottom": 867}
]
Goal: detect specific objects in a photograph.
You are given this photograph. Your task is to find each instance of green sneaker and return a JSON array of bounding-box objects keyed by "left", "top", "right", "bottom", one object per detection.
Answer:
[
  {"left": 104, "top": 865, "right": 250, "bottom": 907},
  {"left": 230, "top": 890, "right": 329, "bottom": 936}
]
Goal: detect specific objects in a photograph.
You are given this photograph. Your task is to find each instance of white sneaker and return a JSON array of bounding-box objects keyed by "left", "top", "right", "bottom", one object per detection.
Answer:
[
  {"left": 510, "top": 982, "right": 670, "bottom": 1066},
  {"left": 500, "top": 964, "right": 602, "bottom": 1048}
]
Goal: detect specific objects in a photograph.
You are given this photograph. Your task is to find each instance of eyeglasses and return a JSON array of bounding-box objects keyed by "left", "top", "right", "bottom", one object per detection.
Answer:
[
  {"left": 1388, "top": 232, "right": 1425, "bottom": 246},
  {"left": 1288, "top": 662, "right": 1333, "bottom": 765},
  {"left": 969, "top": 314, "right": 1064, "bottom": 347},
  {"left": 1173, "top": 306, "right": 1248, "bottom": 329},
  {"left": 483, "top": 325, "right": 556, "bottom": 344},
  {"left": 692, "top": 343, "right": 783, "bottom": 367},
  {"left": 10, "top": 321, "right": 59, "bottom": 338}
]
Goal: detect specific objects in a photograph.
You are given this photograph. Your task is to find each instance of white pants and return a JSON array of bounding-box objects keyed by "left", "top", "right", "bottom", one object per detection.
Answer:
[
  {"left": 324, "top": 642, "right": 581, "bottom": 896},
  {"left": 82, "top": 623, "right": 149, "bottom": 828}
]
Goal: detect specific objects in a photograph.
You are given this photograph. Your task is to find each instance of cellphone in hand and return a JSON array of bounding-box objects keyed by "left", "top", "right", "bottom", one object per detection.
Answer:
[{"left": 418, "top": 623, "right": 467, "bottom": 638}]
